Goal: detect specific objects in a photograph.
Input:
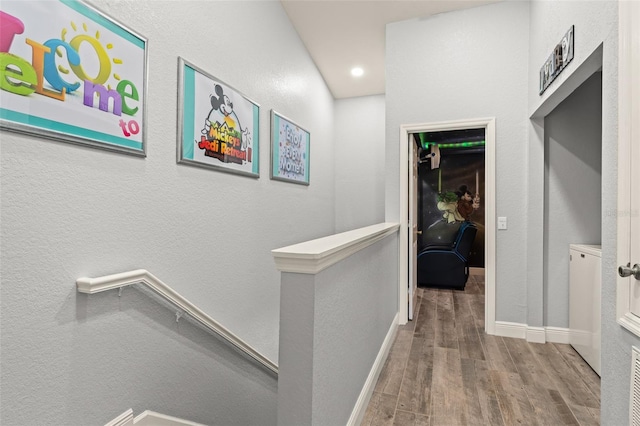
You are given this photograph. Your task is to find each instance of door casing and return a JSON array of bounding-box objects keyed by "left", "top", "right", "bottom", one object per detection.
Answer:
[
  {"left": 616, "top": 0, "right": 640, "bottom": 336},
  {"left": 408, "top": 139, "right": 419, "bottom": 320},
  {"left": 398, "top": 118, "right": 496, "bottom": 334}
]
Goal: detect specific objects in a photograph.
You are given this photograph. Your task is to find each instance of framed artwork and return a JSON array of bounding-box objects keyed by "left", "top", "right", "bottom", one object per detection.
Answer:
[
  {"left": 270, "top": 110, "right": 310, "bottom": 185},
  {"left": 177, "top": 57, "right": 259, "bottom": 178},
  {"left": 0, "top": 0, "right": 148, "bottom": 156}
]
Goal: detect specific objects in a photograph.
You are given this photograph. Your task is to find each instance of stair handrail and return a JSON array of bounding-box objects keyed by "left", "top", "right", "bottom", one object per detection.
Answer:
[{"left": 76, "top": 269, "right": 278, "bottom": 375}]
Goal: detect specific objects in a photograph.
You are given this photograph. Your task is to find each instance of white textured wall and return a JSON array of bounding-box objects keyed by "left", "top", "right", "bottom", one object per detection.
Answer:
[
  {"left": 526, "top": 2, "right": 617, "bottom": 329},
  {"left": 544, "top": 72, "right": 602, "bottom": 328},
  {"left": 334, "top": 95, "right": 386, "bottom": 233},
  {"left": 0, "top": 0, "right": 334, "bottom": 424},
  {"left": 278, "top": 233, "right": 398, "bottom": 426},
  {"left": 311, "top": 234, "right": 397, "bottom": 425},
  {"left": 527, "top": 2, "right": 632, "bottom": 423},
  {"left": 527, "top": 3, "right": 616, "bottom": 329},
  {"left": 385, "top": 1, "right": 530, "bottom": 323},
  {"left": 528, "top": 1, "right": 616, "bottom": 115}
]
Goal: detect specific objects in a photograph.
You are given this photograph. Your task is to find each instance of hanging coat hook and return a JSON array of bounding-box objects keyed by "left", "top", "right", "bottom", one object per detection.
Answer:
[
  {"left": 175, "top": 311, "right": 182, "bottom": 323},
  {"left": 118, "top": 287, "right": 123, "bottom": 297}
]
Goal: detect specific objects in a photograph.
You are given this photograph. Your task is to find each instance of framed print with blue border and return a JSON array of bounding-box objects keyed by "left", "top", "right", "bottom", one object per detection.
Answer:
[
  {"left": 0, "top": 0, "right": 148, "bottom": 156},
  {"left": 177, "top": 57, "right": 260, "bottom": 178},
  {"left": 270, "top": 110, "right": 310, "bottom": 185}
]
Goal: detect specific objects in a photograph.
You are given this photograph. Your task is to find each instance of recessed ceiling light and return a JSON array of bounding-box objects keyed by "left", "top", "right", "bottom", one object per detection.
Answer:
[{"left": 351, "top": 67, "right": 364, "bottom": 77}]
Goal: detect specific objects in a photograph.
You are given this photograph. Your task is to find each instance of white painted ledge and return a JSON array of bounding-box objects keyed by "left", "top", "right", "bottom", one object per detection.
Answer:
[
  {"left": 272, "top": 222, "right": 400, "bottom": 274},
  {"left": 77, "top": 269, "right": 278, "bottom": 375}
]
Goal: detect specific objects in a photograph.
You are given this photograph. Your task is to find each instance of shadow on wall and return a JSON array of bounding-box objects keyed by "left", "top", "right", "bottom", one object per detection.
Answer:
[{"left": 51, "top": 286, "right": 278, "bottom": 425}]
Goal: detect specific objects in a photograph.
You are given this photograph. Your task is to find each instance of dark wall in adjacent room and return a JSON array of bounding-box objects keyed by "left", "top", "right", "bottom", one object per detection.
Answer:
[{"left": 418, "top": 149, "right": 485, "bottom": 268}]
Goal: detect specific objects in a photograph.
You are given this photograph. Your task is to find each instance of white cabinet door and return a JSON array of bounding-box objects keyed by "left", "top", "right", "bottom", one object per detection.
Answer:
[{"left": 569, "top": 246, "right": 601, "bottom": 376}]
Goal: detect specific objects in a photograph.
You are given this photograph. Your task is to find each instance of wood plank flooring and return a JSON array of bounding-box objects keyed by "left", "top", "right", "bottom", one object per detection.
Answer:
[{"left": 362, "top": 275, "right": 600, "bottom": 425}]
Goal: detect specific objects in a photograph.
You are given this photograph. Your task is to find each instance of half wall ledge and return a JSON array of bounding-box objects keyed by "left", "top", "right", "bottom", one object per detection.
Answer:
[{"left": 271, "top": 222, "right": 400, "bottom": 274}]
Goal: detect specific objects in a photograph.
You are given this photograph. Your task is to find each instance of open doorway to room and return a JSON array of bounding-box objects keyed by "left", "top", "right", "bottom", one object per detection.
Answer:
[
  {"left": 399, "top": 118, "right": 496, "bottom": 332},
  {"left": 543, "top": 70, "right": 602, "bottom": 375},
  {"left": 413, "top": 128, "right": 486, "bottom": 292}
]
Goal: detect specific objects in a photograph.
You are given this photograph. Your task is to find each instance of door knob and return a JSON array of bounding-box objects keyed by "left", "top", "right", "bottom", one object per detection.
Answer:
[
  {"left": 416, "top": 230, "right": 422, "bottom": 235},
  {"left": 618, "top": 263, "right": 640, "bottom": 280}
]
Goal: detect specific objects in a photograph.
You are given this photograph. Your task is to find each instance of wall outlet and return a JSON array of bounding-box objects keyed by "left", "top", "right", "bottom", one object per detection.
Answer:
[{"left": 498, "top": 216, "right": 508, "bottom": 230}]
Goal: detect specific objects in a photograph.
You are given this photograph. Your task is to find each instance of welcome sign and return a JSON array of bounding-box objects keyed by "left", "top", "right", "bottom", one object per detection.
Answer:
[{"left": 0, "top": 0, "right": 147, "bottom": 155}]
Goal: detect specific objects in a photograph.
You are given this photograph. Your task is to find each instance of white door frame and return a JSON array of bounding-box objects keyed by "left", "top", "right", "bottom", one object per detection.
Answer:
[
  {"left": 616, "top": 0, "right": 640, "bottom": 337},
  {"left": 398, "top": 118, "right": 496, "bottom": 335},
  {"left": 408, "top": 140, "right": 419, "bottom": 320}
]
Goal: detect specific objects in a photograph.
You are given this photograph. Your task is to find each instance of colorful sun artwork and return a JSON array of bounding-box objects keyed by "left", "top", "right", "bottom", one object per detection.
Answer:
[{"left": 58, "top": 20, "right": 122, "bottom": 89}]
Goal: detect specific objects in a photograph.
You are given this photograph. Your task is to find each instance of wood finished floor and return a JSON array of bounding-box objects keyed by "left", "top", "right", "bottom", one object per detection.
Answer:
[{"left": 362, "top": 275, "right": 601, "bottom": 426}]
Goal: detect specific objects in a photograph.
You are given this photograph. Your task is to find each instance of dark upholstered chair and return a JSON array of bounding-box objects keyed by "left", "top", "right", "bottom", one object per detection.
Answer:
[{"left": 417, "top": 221, "right": 477, "bottom": 290}]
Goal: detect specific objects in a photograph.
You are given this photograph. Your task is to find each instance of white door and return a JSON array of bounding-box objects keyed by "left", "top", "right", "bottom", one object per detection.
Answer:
[
  {"left": 629, "top": 1, "right": 640, "bottom": 318},
  {"left": 408, "top": 136, "right": 419, "bottom": 320},
  {"left": 617, "top": 0, "right": 640, "bottom": 335},
  {"left": 629, "top": 2, "right": 640, "bottom": 319}
]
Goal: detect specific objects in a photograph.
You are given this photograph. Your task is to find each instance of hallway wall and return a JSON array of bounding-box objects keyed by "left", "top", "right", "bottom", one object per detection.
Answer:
[
  {"left": 334, "top": 95, "right": 386, "bottom": 232},
  {"left": 527, "top": 1, "right": 634, "bottom": 424},
  {"left": 0, "top": 1, "right": 334, "bottom": 423},
  {"left": 385, "top": 0, "right": 530, "bottom": 324}
]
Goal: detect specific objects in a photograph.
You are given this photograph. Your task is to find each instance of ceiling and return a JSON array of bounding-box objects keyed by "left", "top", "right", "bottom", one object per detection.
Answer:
[{"left": 280, "top": 0, "right": 501, "bottom": 99}]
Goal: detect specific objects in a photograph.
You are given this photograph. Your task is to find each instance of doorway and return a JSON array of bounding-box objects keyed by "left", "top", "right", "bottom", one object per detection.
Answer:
[
  {"left": 414, "top": 128, "right": 486, "bottom": 272},
  {"left": 398, "top": 118, "right": 496, "bottom": 334},
  {"left": 543, "top": 71, "right": 602, "bottom": 330}
]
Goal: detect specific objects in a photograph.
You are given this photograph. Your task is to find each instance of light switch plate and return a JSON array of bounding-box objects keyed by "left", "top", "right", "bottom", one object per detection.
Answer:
[{"left": 498, "top": 216, "right": 508, "bottom": 230}]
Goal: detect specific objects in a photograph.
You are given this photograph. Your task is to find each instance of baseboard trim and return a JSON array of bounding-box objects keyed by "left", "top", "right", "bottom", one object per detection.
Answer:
[
  {"left": 106, "top": 409, "right": 205, "bottom": 426},
  {"left": 105, "top": 409, "right": 134, "bottom": 426},
  {"left": 545, "top": 326, "right": 571, "bottom": 344},
  {"left": 347, "top": 312, "right": 399, "bottom": 426},
  {"left": 469, "top": 267, "right": 485, "bottom": 276},
  {"left": 494, "top": 321, "right": 570, "bottom": 344},
  {"left": 494, "top": 321, "right": 527, "bottom": 339},
  {"left": 134, "top": 410, "right": 205, "bottom": 425},
  {"left": 526, "top": 326, "right": 546, "bottom": 344}
]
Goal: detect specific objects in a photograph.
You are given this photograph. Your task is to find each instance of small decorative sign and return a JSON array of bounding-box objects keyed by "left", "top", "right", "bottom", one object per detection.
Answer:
[
  {"left": 177, "top": 58, "right": 260, "bottom": 178},
  {"left": 0, "top": 0, "right": 148, "bottom": 156},
  {"left": 270, "top": 110, "right": 310, "bottom": 185},
  {"left": 540, "top": 25, "right": 574, "bottom": 95}
]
